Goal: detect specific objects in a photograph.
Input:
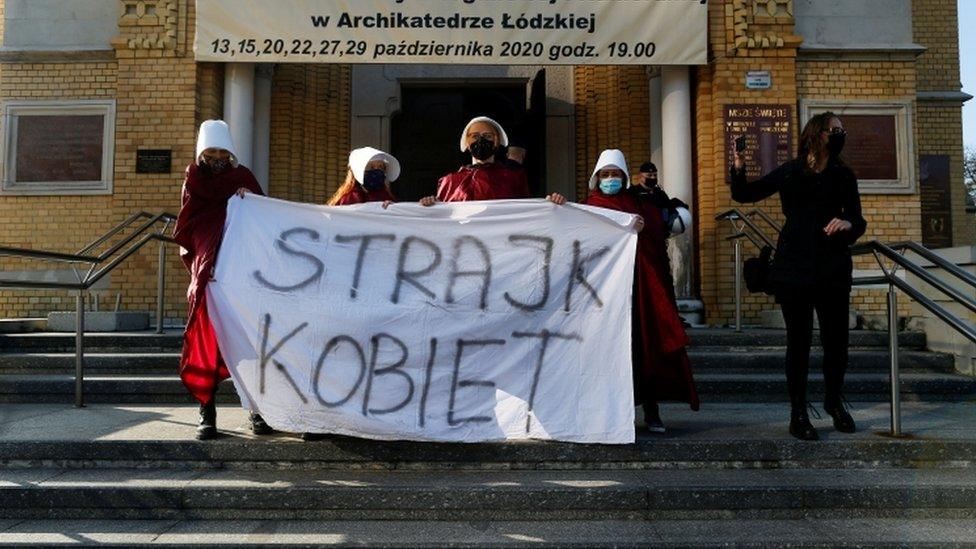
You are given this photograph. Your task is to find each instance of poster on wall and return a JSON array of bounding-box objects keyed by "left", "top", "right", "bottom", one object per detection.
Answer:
[
  {"left": 724, "top": 104, "right": 793, "bottom": 181},
  {"left": 195, "top": 0, "right": 708, "bottom": 66}
]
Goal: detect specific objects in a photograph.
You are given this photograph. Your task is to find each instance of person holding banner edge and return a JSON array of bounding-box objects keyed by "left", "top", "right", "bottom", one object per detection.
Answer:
[
  {"left": 328, "top": 147, "right": 400, "bottom": 207},
  {"left": 729, "top": 112, "right": 866, "bottom": 441},
  {"left": 173, "top": 120, "right": 273, "bottom": 441},
  {"left": 419, "top": 116, "right": 567, "bottom": 205},
  {"left": 584, "top": 149, "right": 700, "bottom": 433}
]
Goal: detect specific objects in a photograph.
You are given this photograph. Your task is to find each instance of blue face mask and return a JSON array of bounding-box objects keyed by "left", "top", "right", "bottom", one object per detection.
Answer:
[
  {"left": 599, "top": 177, "right": 623, "bottom": 195},
  {"left": 363, "top": 169, "right": 387, "bottom": 191}
]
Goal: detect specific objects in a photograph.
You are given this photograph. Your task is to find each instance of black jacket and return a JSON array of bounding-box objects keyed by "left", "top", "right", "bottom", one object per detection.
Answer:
[{"left": 730, "top": 158, "right": 867, "bottom": 295}]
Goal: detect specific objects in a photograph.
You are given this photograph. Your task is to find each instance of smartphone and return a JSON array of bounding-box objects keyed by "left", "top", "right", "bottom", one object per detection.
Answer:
[{"left": 734, "top": 135, "right": 747, "bottom": 153}]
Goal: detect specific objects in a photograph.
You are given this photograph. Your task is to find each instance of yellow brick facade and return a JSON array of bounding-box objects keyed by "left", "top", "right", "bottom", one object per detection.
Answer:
[
  {"left": 0, "top": 0, "right": 970, "bottom": 326},
  {"left": 912, "top": 0, "right": 976, "bottom": 245}
]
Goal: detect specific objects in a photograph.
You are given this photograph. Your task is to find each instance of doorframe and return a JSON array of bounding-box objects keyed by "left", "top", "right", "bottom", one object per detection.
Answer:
[{"left": 351, "top": 65, "right": 575, "bottom": 199}]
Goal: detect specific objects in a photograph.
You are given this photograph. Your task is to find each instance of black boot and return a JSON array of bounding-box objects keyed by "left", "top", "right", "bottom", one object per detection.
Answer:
[
  {"left": 789, "top": 404, "right": 819, "bottom": 441},
  {"left": 824, "top": 397, "right": 855, "bottom": 433},
  {"left": 642, "top": 402, "right": 666, "bottom": 434},
  {"left": 249, "top": 412, "right": 274, "bottom": 435},
  {"left": 196, "top": 400, "right": 217, "bottom": 440}
]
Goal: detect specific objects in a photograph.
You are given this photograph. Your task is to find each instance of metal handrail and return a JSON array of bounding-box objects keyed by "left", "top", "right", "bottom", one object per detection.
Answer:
[
  {"left": 0, "top": 211, "right": 178, "bottom": 407},
  {"left": 717, "top": 207, "right": 976, "bottom": 437},
  {"left": 715, "top": 208, "right": 779, "bottom": 248}
]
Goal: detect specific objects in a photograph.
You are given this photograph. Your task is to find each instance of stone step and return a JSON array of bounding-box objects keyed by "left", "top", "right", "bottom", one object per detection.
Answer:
[
  {"left": 2, "top": 468, "right": 975, "bottom": 521},
  {"left": 0, "top": 318, "right": 46, "bottom": 334},
  {"left": 0, "top": 330, "right": 184, "bottom": 353},
  {"left": 0, "top": 329, "right": 927, "bottom": 353},
  {"left": 696, "top": 372, "right": 976, "bottom": 402},
  {"left": 2, "top": 437, "right": 975, "bottom": 471},
  {"left": 1, "top": 372, "right": 972, "bottom": 404},
  {"left": 0, "top": 352, "right": 182, "bottom": 375},
  {"left": 0, "top": 349, "right": 955, "bottom": 376},
  {"left": 0, "top": 518, "right": 974, "bottom": 547},
  {"left": 689, "top": 348, "right": 954, "bottom": 373},
  {"left": 686, "top": 329, "right": 927, "bottom": 349}
]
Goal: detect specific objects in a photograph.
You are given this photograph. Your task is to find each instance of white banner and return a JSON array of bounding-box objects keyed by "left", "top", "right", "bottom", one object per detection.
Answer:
[
  {"left": 195, "top": 0, "right": 708, "bottom": 66},
  {"left": 207, "top": 196, "right": 639, "bottom": 444}
]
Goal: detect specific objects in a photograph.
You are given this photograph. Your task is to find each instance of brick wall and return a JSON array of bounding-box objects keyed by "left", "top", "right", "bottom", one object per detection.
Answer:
[
  {"left": 268, "top": 65, "right": 351, "bottom": 204},
  {"left": 0, "top": 1, "right": 197, "bottom": 320},
  {"left": 696, "top": 0, "right": 800, "bottom": 326},
  {"left": 912, "top": 0, "right": 975, "bottom": 246},
  {"left": 0, "top": 61, "right": 122, "bottom": 317},
  {"left": 573, "top": 66, "right": 651, "bottom": 200}
]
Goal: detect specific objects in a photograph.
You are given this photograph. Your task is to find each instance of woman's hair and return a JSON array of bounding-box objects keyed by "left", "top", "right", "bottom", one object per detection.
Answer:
[
  {"left": 798, "top": 111, "right": 841, "bottom": 171},
  {"left": 327, "top": 168, "right": 358, "bottom": 206}
]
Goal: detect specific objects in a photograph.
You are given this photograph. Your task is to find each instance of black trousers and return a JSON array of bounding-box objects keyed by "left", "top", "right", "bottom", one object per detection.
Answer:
[{"left": 779, "top": 289, "right": 851, "bottom": 407}]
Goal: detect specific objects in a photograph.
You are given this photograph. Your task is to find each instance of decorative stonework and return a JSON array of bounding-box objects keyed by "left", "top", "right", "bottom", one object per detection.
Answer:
[
  {"left": 115, "top": 1, "right": 180, "bottom": 50},
  {"left": 728, "top": 0, "right": 798, "bottom": 53},
  {"left": 753, "top": 0, "right": 793, "bottom": 21}
]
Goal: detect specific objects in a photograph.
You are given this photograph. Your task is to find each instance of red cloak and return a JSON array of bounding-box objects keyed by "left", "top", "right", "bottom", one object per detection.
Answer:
[
  {"left": 584, "top": 190, "right": 699, "bottom": 410},
  {"left": 436, "top": 162, "right": 530, "bottom": 201},
  {"left": 333, "top": 185, "right": 396, "bottom": 206},
  {"left": 172, "top": 163, "right": 264, "bottom": 405}
]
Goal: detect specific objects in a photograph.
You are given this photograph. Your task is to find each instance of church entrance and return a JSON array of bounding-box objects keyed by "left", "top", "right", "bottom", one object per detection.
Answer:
[{"left": 390, "top": 76, "right": 547, "bottom": 202}]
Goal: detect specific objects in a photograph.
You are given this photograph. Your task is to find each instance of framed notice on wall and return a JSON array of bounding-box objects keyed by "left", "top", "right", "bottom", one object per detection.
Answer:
[
  {"left": 919, "top": 155, "right": 953, "bottom": 248},
  {"left": 724, "top": 104, "right": 793, "bottom": 181},
  {"left": 1, "top": 100, "right": 116, "bottom": 195},
  {"left": 799, "top": 101, "right": 915, "bottom": 194}
]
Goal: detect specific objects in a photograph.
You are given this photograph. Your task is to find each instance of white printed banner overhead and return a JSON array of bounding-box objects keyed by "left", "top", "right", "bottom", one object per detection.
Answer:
[
  {"left": 207, "top": 196, "right": 639, "bottom": 444},
  {"left": 194, "top": 0, "right": 708, "bottom": 66}
]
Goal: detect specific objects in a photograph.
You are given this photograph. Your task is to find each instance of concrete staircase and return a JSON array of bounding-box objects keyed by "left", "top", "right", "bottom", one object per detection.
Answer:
[
  {"left": 0, "top": 329, "right": 972, "bottom": 404},
  {"left": 0, "top": 328, "right": 974, "bottom": 546}
]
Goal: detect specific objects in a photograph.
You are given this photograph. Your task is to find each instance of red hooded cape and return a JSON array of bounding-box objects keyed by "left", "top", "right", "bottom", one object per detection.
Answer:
[
  {"left": 172, "top": 163, "right": 264, "bottom": 405},
  {"left": 333, "top": 185, "right": 396, "bottom": 206},
  {"left": 584, "top": 190, "right": 699, "bottom": 410},
  {"left": 436, "top": 162, "right": 530, "bottom": 201}
]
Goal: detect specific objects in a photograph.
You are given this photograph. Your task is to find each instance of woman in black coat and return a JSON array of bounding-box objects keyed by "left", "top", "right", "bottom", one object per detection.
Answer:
[{"left": 730, "top": 112, "right": 867, "bottom": 440}]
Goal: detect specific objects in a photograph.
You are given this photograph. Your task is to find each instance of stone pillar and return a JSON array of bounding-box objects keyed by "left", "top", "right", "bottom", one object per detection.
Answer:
[
  {"left": 223, "top": 62, "right": 255, "bottom": 169},
  {"left": 661, "top": 65, "right": 701, "bottom": 318},
  {"left": 252, "top": 64, "right": 274, "bottom": 193},
  {"left": 647, "top": 70, "right": 663, "bottom": 171}
]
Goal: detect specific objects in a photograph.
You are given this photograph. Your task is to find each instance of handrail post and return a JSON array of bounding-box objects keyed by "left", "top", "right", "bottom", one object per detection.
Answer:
[
  {"left": 75, "top": 289, "right": 86, "bottom": 408},
  {"left": 887, "top": 283, "right": 901, "bottom": 436},
  {"left": 156, "top": 239, "right": 166, "bottom": 335},
  {"left": 733, "top": 238, "right": 743, "bottom": 332}
]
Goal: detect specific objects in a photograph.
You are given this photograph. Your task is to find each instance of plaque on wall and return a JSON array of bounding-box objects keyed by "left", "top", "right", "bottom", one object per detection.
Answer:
[
  {"left": 724, "top": 104, "right": 792, "bottom": 181},
  {"left": 136, "top": 149, "right": 172, "bottom": 174},
  {"left": 840, "top": 115, "right": 898, "bottom": 180},
  {"left": 14, "top": 115, "right": 104, "bottom": 183},
  {"left": 798, "top": 101, "right": 914, "bottom": 194},
  {"left": 920, "top": 154, "right": 953, "bottom": 249}
]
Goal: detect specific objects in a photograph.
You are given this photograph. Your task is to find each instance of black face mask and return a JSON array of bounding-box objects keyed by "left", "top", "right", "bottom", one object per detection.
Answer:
[
  {"left": 199, "top": 158, "right": 230, "bottom": 176},
  {"left": 827, "top": 132, "right": 846, "bottom": 156},
  {"left": 469, "top": 137, "right": 497, "bottom": 162},
  {"left": 362, "top": 169, "right": 387, "bottom": 191}
]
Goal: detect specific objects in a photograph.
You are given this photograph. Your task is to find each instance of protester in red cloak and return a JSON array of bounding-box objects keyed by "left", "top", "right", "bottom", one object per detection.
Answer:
[
  {"left": 419, "top": 116, "right": 567, "bottom": 206},
  {"left": 173, "top": 120, "right": 269, "bottom": 440},
  {"left": 582, "top": 149, "right": 699, "bottom": 433},
  {"left": 328, "top": 147, "right": 400, "bottom": 207}
]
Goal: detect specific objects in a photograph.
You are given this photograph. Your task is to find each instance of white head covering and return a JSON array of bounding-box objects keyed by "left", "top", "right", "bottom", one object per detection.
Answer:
[
  {"left": 195, "top": 120, "right": 239, "bottom": 167},
  {"left": 588, "top": 149, "right": 629, "bottom": 190},
  {"left": 668, "top": 207, "right": 693, "bottom": 235},
  {"left": 459, "top": 116, "right": 510, "bottom": 152},
  {"left": 348, "top": 147, "right": 401, "bottom": 185}
]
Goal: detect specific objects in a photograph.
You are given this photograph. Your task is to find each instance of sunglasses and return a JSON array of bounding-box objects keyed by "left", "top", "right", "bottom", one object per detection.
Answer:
[{"left": 822, "top": 128, "right": 847, "bottom": 136}]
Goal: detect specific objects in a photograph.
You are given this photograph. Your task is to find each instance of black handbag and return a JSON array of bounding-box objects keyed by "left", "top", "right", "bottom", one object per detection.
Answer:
[{"left": 743, "top": 245, "right": 775, "bottom": 295}]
